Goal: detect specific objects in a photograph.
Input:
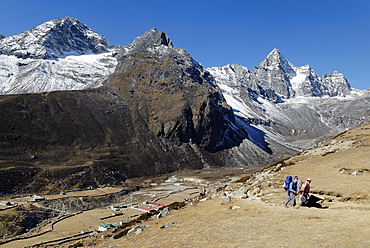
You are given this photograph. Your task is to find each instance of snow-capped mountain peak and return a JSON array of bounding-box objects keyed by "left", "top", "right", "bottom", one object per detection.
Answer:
[
  {"left": 321, "top": 71, "right": 351, "bottom": 96},
  {"left": 207, "top": 49, "right": 369, "bottom": 156},
  {"left": 208, "top": 47, "right": 357, "bottom": 120},
  {"left": 259, "top": 48, "right": 295, "bottom": 76},
  {"left": 0, "top": 17, "right": 116, "bottom": 94},
  {"left": 0, "top": 16, "right": 110, "bottom": 59}
]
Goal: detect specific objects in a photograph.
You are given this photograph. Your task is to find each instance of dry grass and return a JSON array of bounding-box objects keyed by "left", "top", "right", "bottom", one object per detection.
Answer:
[
  {"left": 280, "top": 125, "right": 370, "bottom": 203},
  {"left": 1, "top": 231, "right": 65, "bottom": 248},
  {"left": 3, "top": 125, "right": 370, "bottom": 247},
  {"left": 77, "top": 124, "right": 370, "bottom": 248},
  {"left": 53, "top": 213, "right": 101, "bottom": 236},
  {"left": 90, "top": 198, "right": 370, "bottom": 248}
]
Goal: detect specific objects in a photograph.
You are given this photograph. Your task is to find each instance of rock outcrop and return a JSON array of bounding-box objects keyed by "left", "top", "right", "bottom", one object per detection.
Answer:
[{"left": 107, "top": 29, "right": 248, "bottom": 152}]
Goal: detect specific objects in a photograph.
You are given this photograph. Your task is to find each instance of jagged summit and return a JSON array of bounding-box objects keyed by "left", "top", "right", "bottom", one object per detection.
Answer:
[
  {"left": 0, "top": 16, "right": 110, "bottom": 59},
  {"left": 321, "top": 71, "right": 351, "bottom": 96},
  {"left": 258, "top": 48, "right": 295, "bottom": 75},
  {"left": 266, "top": 48, "right": 282, "bottom": 60},
  {"left": 241, "top": 48, "right": 352, "bottom": 99},
  {"left": 115, "top": 28, "right": 212, "bottom": 89},
  {"left": 118, "top": 28, "right": 173, "bottom": 57},
  {"left": 130, "top": 28, "right": 173, "bottom": 48}
]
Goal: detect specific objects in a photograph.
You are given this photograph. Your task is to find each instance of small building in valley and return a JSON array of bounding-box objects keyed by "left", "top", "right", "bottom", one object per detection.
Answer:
[
  {"left": 32, "top": 195, "right": 46, "bottom": 201},
  {"left": 0, "top": 201, "right": 12, "bottom": 206},
  {"left": 98, "top": 222, "right": 123, "bottom": 232}
]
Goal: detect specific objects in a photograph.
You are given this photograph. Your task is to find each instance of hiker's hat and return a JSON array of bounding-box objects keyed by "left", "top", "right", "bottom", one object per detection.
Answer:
[
  {"left": 307, "top": 178, "right": 311, "bottom": 181},
  {"left": 294, "top": 176, "right": 298, "bottom": 179}
]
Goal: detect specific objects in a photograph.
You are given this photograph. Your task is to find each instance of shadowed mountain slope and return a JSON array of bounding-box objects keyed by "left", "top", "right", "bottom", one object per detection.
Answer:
[
  {"left": 0, "top": 29, "right": 270, "bottom": 195},
  {"left": 0, "top": 88, "right": 202, "bottom": 194}
]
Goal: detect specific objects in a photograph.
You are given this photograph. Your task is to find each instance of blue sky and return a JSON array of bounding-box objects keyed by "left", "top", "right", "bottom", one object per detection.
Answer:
[{"left": 1, "top": 0, "right": 369, "bottom": 89}]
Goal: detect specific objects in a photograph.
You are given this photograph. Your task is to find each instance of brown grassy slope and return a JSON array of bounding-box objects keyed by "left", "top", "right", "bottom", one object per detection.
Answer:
[
  {"left": 273, "top": 124, "right": 370, "bottom": 203},
  {"left": 89, "top": 198, "right": 370, "bottom": 248},
  {"left": 0, "top": 87, "right": 207, "bottom": 195},
  {"left": 76, "top": 124, "right": 370, "bottom": 248}
]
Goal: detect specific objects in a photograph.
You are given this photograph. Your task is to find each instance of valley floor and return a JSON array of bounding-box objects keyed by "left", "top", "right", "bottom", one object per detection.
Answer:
[
  {"left": 2, "top": 125, "right": 370, "bottom": 248},
  {"left": 0, "top": 167, "right": 256, "bottom": 248}
]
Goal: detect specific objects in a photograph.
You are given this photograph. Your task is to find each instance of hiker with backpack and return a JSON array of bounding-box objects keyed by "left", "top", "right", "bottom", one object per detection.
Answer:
[
  {"left": 284, "top": 176, "right": 299, "bottom": 208},
  {"left": 299, "top": 178, "right": 311, "bottom": 206},
  {"left": 283, "top": 176, "right": 292, "bottom": 192}
]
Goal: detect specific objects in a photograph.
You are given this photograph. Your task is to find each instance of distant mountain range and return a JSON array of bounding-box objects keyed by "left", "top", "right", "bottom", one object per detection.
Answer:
[
  {"left": 207, "top": 49, "right": 370, "bottom": 150},
  {"left": 0, "top": 17, "right": 369, "bottom": 194}
]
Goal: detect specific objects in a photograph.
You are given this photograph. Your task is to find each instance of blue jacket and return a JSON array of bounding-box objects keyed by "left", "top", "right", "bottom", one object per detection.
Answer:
[{"left": 288, "top": 181, "right": 297, "bottom": 193}]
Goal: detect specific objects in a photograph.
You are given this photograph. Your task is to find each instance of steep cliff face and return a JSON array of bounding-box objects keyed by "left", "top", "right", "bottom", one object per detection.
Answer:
[
  {"left": 249, "top": 48, "right": 295, "bottom": 102},
  {"left": 321, "top": 71, "right": 351, "bottom": 96},
  {"left": 107, "top": 29, "right": 247, "bottom": 152}
]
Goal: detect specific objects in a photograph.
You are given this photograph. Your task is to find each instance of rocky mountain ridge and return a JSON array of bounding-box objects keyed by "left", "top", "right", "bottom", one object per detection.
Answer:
[
  {"left": 0, "top": 17, "right": 368, "bottom": 195},
  {"left": 105, "top": 28, "right": 249, "bottom": 153},
  {"left": 208, "top": 49, "right": 352, "bottom": 103},
  {"left": 207, "top": 50, "right": 370, "bottom": 149}
]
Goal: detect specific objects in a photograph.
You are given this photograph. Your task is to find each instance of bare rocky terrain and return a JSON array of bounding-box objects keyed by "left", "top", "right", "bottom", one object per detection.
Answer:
[{"left": 59, "top": 123, "right": 370, "bottom": 248}]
